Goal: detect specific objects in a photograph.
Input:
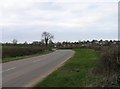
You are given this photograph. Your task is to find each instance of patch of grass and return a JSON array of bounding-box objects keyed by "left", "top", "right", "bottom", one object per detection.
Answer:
[
  {"left": 2, "top": 50, "right": 53, "bottom": 63},
  {"left": 34, "top": 48, "right": 103, "bottom": 87}
]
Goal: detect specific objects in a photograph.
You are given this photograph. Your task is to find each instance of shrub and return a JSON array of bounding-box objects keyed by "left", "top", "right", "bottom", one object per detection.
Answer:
[
  {"left": 97, "top": 45, "right": 119, "bottom": 74},
  {"left": 94, "top": 45, "right": 120, "bottom": 86}
]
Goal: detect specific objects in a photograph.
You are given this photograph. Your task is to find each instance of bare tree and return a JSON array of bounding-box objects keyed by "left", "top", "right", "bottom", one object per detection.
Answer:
[{"left": 42, "top": 32, "right": 54, "bottom": 46}]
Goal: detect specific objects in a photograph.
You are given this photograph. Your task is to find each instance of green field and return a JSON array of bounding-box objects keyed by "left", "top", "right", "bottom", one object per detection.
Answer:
[{"left": 34, "top": 48, "right": 104, "bottom": 87}]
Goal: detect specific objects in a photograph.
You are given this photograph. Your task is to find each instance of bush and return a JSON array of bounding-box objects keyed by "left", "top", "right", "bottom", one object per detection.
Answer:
[
  {"left": 97, "top": 45, "right": 119, "bottom": 74},
  {"left": 94, "top": 45, "right": 120, "bottom": 86},
  {"left": 88, "top": 45, "right": 101, "bottom": 51}
]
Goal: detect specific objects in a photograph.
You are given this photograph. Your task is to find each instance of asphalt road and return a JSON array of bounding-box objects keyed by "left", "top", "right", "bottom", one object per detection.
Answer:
[{"left": 2, "top": 50, "right": 75, "bottom": 87}]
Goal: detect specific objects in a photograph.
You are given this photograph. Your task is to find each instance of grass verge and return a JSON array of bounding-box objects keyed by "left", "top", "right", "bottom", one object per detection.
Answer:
[
  {"left": 2, "top": 50, "right": 53, "bottom": 63},
  {"left": 33, "top": 48, "right": 104, "bottom": 87}
]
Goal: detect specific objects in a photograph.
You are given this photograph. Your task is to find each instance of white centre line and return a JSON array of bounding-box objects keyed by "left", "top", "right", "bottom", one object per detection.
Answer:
[
  {"left": 33, "top": 59, "right": 44, "bottom": 63},
  {"left": 33, "top": 60, "right": 41, "bottom": 62},
  {"left": 2, "top": 67, "right": 16, "bottom": 73}
]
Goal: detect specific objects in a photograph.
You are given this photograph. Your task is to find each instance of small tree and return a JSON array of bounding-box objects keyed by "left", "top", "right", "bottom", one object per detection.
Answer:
[
  {"left": 24, "top": 41, "right": 28, "bottom": 45},
  {"left": 42, "top": 32, "right": 54, "bottom": 46},
  {"left": 41, "top": 39, "right": 45, "bottom": 45},
  {"left": 12, "top": 39, "right": 18, "bottom": 45}
]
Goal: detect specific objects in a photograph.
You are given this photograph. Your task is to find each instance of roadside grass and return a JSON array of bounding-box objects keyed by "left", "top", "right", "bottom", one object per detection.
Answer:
[
  {"left": 2, "top": 50, "right": 53, "bottom": 63},
  {"left": 34, "top": 48, "right": 104, "bottom": 87}
]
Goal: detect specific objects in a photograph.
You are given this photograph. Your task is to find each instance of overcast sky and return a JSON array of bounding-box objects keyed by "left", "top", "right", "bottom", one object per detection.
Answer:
[{"left": 1, "top": 0, "right": 119, "bottom": 43}]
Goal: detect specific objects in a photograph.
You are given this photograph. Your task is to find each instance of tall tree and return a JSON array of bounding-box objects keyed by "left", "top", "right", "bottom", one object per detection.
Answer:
[{"left": 42, "top": 32, "right": 54, "bottom": 46}]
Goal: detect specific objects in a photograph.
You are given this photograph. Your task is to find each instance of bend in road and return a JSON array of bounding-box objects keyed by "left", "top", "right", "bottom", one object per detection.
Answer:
[{"left": 2, "top": 50, "right": 75, "bottom": 87}]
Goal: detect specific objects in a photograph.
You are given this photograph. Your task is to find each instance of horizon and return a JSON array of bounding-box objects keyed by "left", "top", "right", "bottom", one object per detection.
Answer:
[{"left": 2, "top": 39, "right": 119, "bottom": 44}]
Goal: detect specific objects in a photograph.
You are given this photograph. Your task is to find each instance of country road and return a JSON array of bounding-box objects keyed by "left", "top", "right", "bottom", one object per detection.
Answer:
[{"left": 2, "top": 50, "right": 75, "bottom": 87}]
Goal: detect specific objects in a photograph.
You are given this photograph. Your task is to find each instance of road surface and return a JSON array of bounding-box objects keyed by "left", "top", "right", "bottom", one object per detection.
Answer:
[{"left": 2, "top": 50, "right": 75, "bottom": 87}]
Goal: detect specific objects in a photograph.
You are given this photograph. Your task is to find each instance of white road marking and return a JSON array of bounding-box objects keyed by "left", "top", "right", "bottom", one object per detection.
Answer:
[
  {"left": 2, "top": 67, "right": 16, "bottom": 73},
  {"left": 33, "top": 59, "right": 42, "bottom": 63}
]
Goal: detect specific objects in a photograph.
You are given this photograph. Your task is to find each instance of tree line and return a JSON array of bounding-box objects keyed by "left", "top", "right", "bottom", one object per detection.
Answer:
[{"left": 2, "top": 31, "right": 119, "bottom": 49}]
